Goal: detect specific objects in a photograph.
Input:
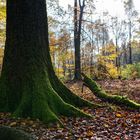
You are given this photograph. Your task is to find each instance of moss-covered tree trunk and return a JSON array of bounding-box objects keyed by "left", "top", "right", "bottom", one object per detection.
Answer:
[{"left": 0, "top": 0, "right": 95, "bottom": 124}]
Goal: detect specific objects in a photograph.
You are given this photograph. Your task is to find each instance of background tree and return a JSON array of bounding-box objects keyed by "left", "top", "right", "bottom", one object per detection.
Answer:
[
  {"left": 124, "top": 0, "right": 138, "bottom": 64},
  {"left": 74, "top": 0, "right": 86, "bottom": 80},
  {"left": 110, "top": 17, "right": 123, "bottom": 68}
]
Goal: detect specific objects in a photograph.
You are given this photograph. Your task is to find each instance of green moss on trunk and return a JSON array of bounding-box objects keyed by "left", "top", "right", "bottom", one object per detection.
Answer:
[
  {"left": 1, "top": 70, "right": 92, "bottom": 125},
  {"left": 82, "top": 73, "right": 140, "bottom": 110}
]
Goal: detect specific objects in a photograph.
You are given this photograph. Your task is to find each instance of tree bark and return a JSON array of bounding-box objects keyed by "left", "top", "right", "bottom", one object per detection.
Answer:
[
  {"left": 0, "top": 0, "right": 96, "bottom": 124},
  {"left": 74, "top": 0, "right": 80, "bottom": 80},
  {"left": 74, "top": 0, "right": 85, "bottom": 80},
  {"left": 128, "top": 20, "right": 132, "bottom": 64}
]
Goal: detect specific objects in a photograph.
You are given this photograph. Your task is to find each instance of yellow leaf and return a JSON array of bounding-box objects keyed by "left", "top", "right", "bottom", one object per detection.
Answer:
[
  {"left": 104, "top": 124, "right": 109, "bottom": 128},
  {"left": 10, "top": 122, "right": 17, "bottom": 127},
  {"left": 116, "top": 113, "right": 122, "bottom": 118},
  {"left": 28, "top": 120, "right": 34, "bottom": 125},
  {"left": 20, "top": 122, "right": 26, "bottom": 126},
  {"left": 86, "top": 130, "right": 94, "bottom": 137},
  {"left": 32, "top": 124, "right": 36, "bottom": 128}
]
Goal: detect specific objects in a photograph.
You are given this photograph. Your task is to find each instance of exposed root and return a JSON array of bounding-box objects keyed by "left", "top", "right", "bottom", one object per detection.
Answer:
[
  {"left": 11, "top": 85, "right": 92, "bottom": 126},
  {"left": 49, "top": 74, "right": 101, "bottom": 109},
  {"left": 82, "top": 73, "right": 140, "bottom": 110}
]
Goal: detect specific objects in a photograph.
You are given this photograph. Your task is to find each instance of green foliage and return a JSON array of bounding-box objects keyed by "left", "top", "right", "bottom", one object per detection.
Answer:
[{"left": 121, "top": 63, "right": 140, "bottom": 79}]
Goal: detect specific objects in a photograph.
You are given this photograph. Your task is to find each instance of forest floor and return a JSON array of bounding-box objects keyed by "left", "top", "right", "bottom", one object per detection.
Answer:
[{"left": 0, "top": 79, "right": 140, "bottom": 140}]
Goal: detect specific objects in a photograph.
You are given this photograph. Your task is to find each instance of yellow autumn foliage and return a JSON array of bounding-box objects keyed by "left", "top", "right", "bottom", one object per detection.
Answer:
[
  {"left": 0, "top": 5, "right": 6, "bottom": 21},
  {"left": 0, "top": 47, "right": 4, "bottom": 69},
  {"left": 97, "top": 42, "right": 119, "bottom": 79}
]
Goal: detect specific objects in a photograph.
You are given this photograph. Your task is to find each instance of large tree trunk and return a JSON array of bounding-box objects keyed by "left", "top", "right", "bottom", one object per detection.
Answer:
[{"left": 0, "top": 0, "right": 96, "bottom": 124}]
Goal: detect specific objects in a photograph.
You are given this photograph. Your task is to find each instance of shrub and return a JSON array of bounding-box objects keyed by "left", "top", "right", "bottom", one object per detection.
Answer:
[{"left": 121, "top": 63, "right": 140, "bottom": 79}]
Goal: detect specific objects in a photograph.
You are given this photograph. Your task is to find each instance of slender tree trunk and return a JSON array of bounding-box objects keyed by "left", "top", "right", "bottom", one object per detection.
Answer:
[
  {"left": 0, "top": 0, "right": 96, "bottom": 124},
  {"left": 90, "top": 51, "right": 93, "bottom": 77},
  {"left": 128, "top": 20, "right": 132, "bottom": 64},
  {"left": 68, "top": 60, "right": 72, "bottom": 80},
  {"left": 74, "top": 0, "right": 81, "bottom": 80},
  {"left": 122, "top": 43, "right": 128, "bottom": 65},
  {"left": 115, "top": 38, "right": 118, "bottom": 67},
  {"left": 115, "top": 37, "right": 121, "bottom": 74},
  {"left": 74, "top": 0, "right": 85, "bottom": 80}
]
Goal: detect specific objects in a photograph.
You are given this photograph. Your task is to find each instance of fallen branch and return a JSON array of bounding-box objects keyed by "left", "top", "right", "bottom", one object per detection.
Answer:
[{"left": 81, "top": 73, "right": 140, "bottom": 110}]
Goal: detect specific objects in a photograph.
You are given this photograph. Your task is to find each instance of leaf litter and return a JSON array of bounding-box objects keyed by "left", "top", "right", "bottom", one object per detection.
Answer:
[{"left": 0, "top": 79, "right": 140, "bottom": 140}]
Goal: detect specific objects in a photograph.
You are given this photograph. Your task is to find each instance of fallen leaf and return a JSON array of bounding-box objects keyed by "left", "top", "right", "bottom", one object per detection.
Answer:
[
  {"left": 10, "top": 122, "right": 17, "bottom": 127},
  {"left": 86, "top": 130, "right": 94, "bottom": 137},
  {"left": 116, "top": 113, "right": 122, "bottom": 118}
]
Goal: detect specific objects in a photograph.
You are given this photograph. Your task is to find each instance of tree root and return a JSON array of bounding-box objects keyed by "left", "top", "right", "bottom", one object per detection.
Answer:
[
  {"left": 81, "top": 73, "right": 140, "bottom": 110},
  {"left": 12, "top": 84, "right": 92, "bottom": 125},
  {"left": 49, "top": 74, "right": 101, "bottom": 108}
]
